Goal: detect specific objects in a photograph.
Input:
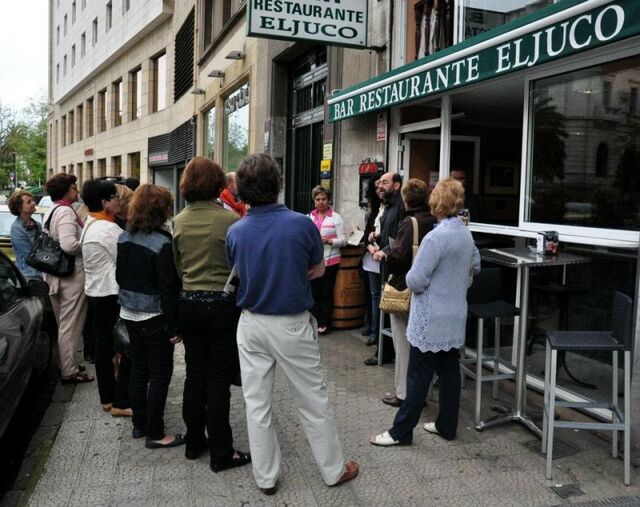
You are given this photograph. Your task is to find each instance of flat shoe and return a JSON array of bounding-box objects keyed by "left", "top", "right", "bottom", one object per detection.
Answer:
[
  {"left": 210, "top": 450, "right": 251, "bottom": 472},
  {"left": 145, "top": 433, "right": 185, "bottom": 449},
  {"left": 260, "top": 486, "right": 277, "bottom": 496},
  {"left": 110, "top": 407, "right": 133, "bottom": 417},
  {"left": 185, "top": 443, "right": 208, "bottom": 460},
  {"left": 382, "top": 395, "right": 403, "bottom": 407},
  {"left": 60, "top": 372, "right": 95, "bottom": 384},
  {"left": 423, "top": 422, "right": 439, "bottom": 434},
  {"left": 369, "top": 431, "right": 400, "bottom": 446},
  {"left": 132, "top": 427, "right": 146, "bottom": 439},
  {"left": 365, "top": 336, "right": 377, "bottom": 346},
  {"left": 330, "top": 460, "right": 359, "bottom": 487}
]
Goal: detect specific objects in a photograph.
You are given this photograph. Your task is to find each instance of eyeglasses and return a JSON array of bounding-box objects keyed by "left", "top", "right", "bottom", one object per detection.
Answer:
[{"left": 107, "top": 194, "right": 119, "bottom": 201}]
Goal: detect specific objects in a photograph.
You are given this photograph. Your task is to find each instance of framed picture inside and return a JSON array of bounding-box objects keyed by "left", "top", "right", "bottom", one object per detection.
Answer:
[{"left": 484, "top": 160, "right": 519, "bottom": 195}]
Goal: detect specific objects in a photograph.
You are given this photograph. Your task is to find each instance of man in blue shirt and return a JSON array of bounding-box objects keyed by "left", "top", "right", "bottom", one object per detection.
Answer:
[{"left": 226, "top": 154, "right": 359, "bottom": 496}]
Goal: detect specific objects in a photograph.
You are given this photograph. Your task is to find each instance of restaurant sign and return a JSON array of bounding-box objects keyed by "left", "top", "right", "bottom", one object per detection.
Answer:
[
  {"left": 329, "top": 0, "right": 640, "bottom": 122},
  {"left": 248, "top": 0, "right": 368, "bottom": 48}
]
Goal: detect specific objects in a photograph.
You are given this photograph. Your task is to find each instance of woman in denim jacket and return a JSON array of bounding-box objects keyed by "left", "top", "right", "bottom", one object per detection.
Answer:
[{"left": 8, "top": 191, "right": 41, "bottom": 279}]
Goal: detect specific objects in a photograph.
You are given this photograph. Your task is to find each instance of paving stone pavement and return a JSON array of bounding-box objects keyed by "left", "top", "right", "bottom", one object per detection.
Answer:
[{"left": 26, "top": 330, "right": 640, "bottom": 506}]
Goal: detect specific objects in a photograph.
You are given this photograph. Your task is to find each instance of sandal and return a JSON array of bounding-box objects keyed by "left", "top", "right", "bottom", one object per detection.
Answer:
[
  {"left": 369, "top": 431, "right": 402, "bottom": 446},
  {"left": 210, "top": 450, "right": 251, "bottom": 473},
  {"left": 61, "top": 372, "right": 95, "bottom": 384},
  {"left": 145, "top": 433, "right": 185, "bottom": 449}
]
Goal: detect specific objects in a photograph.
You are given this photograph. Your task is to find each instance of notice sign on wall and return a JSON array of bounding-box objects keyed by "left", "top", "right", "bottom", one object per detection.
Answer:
[{"left": 248, "top": 0, "right": 368, "bottom": 48}]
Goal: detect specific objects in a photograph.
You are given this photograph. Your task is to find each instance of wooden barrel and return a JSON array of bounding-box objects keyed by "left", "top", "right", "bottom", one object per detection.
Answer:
[{"left": 332, "top": 245, "right": 366, "bottom": 329}]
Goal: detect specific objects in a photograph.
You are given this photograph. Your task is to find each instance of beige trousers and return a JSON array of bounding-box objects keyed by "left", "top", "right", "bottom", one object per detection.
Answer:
[
  {"left": 237, "top": 310, "right": 345, "bottom": 489},
  {"left": 49, "top": 266, "right": 87, "bottom": 377},
  {"left": 390, "top": 313, "right": 410, "bottom": 400}
]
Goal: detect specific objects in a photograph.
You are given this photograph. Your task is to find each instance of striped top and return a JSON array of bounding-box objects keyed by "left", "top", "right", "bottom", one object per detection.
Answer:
[{"left": 307, "top": 208, "right": 347, "bottom": 266}]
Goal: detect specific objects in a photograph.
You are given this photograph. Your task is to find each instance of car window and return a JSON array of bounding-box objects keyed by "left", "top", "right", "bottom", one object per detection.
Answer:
[
  {"left": 0, "top": 255, "right": 23, "bottom": 310},
  {"left": 0, "top": 212, "right": 14, "bottom": 237}
]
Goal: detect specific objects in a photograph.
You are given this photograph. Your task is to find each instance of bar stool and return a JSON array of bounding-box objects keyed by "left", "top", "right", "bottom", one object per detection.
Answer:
[
  {"left": 461, "top": 268, "right": 520, "bottom": 428},
  {"left": 542, "top": 291, "right": 633, "bottom": 485}
]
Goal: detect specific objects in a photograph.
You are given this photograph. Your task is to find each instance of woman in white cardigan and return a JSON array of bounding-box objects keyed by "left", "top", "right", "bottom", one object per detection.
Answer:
[{"left": 307, "top": 186, "right": 347, "bottom": 334}]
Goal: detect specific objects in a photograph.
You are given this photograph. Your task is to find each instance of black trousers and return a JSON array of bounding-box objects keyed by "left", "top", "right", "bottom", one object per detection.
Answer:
[
  {"left": 125, "top": 316, "right": 174, "bottom": 441},
  {"left": 88, "top": 295, "right": 130, "bottom": 408},
  {"left": 389, "top": 346, "right": 461, "bottom": 443},
  {"left": 178, "top": 296, "right": 240, "bottom": 466},
  {"left": 311, "top": 264, "right": 339, "bottom": 329}
]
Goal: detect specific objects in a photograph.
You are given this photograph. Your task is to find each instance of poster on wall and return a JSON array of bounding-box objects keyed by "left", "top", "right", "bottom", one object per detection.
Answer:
[{"left": 248, "top": 0, "right": 368, "bottom": 48}]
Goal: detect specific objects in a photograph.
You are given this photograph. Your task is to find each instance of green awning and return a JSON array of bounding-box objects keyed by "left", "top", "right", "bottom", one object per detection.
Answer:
[{"left": 328, "top": 0, "right": 640, "bottom": 122}]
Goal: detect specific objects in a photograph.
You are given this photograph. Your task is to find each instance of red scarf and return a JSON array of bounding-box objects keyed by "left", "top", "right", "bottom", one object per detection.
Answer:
[
  {"left": 54, "top": 199, "right": 85, "bottom": 227},
  {"left": 220, "top": 189, "right": 247, "bottom": 217}
]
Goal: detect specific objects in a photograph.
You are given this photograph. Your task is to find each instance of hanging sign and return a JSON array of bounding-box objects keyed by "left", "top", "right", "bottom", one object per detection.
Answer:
[
  {"left": 248, "top": 0, "right": 368, "bottom": 48},
  {"left": 329, "top": 0, "right": 640, "bottom": 122}
]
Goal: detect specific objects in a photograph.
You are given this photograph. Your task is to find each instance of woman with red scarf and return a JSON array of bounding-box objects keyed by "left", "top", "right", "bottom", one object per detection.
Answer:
[{"left": 43, "top": 173, "right": 93, "bottom": 384}]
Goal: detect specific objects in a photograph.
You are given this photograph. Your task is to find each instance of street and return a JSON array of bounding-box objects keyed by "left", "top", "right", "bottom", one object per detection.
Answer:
[{"left": 14, "top": 329, "right": 640, "bottom": 506}]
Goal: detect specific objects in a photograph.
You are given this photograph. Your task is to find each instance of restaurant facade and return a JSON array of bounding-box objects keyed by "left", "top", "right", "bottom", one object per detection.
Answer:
[{"left": 328, "top": 0, "right": 640, "bottom": 420}]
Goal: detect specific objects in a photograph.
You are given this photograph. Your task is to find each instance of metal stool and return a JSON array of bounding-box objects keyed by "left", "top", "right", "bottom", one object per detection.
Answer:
[
  {"left": 542, "top": 291, "right": 633, "bottom": 485},
  {"left": 461, "top": 268, "right": 520, "bottom": 429}
]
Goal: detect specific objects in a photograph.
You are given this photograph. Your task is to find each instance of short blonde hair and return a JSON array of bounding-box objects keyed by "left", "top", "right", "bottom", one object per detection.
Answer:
[
  {"left": 401, "top": 178, "right": 429, "bottom": 209},
  {"left": 429, "top": 178, "right": 465, "bottom": 218}
]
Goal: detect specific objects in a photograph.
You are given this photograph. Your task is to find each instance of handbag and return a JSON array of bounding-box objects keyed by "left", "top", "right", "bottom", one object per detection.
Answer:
[
  {"left": 113, "top": 318, "right": 130, "bottom": 355},
  {"left": 26, "top": 206, "right": 75, "bottom": 277},
  {"left": 379, "top": 217, "right": 418, "bottom": 315}
]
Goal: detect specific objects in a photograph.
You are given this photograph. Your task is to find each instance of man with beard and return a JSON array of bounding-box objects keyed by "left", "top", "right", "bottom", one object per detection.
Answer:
[{"left": 364, "top": 172, "right": 405, "bottom": 366}]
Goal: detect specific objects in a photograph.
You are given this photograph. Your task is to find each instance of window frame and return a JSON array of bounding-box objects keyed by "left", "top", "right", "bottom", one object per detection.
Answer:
[{"left": 519, "top": 40, "right": 640, "bottom": 248}]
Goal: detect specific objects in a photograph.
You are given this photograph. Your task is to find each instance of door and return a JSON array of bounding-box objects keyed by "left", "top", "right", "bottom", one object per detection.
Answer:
[{"left": 286, "top": 49, "right": 327, "bottom": 214}]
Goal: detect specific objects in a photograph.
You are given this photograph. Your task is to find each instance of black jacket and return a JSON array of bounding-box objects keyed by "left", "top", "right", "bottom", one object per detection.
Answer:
[
  {"left": 386, "top": 207, "right": 436, "bottom": 290},
  {"left": 116, "top": 228, "right": 182, "bottom": 335},
  {"left": 379, "top": 191, "right": 405, "bottom": 254}
]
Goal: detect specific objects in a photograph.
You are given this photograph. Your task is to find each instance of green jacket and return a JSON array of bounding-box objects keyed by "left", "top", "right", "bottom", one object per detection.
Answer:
[{"left": 172, "top": 200, "right": 239, "bottom": 291}]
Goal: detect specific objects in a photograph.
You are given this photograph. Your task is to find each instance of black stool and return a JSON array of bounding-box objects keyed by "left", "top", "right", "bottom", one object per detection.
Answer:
[
  {"left": 534, "top": 283, "right": 592, "bottom": 388},
  {"left": 461, "top": 268, "right": 520, "bottom": 429},
  {"left": 542, "top": 291, "right": 633, "bottom": 485}
]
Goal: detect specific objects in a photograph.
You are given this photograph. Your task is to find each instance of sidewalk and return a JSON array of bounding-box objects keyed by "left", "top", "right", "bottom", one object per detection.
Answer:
[{"left": 25, "top": 330, "right": 640, "bottom": 506}]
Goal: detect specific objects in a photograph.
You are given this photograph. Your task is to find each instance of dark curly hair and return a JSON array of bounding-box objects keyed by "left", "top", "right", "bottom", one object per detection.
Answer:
[
  {"left": 45, "top": 173, "right": 77, "bottom": 201},
  {"left": 7, "top": 191, "right": 34, "bottom": 216},
  {"left": 180, "top": 156, "right": 225, "bottom": 202},
  {"left": 127, "top": 184, "right": 173, "bottom": 233},
  {"left": 237, "top": 154, "right": 282, "bottom": 207}
]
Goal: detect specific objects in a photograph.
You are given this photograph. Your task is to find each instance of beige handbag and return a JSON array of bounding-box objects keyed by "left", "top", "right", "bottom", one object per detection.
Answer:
[{"left": 379, "top": 217, "right": 418, "bottom": 315}]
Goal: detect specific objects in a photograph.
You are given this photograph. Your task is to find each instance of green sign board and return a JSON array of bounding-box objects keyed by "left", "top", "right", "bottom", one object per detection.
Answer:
[{"left": 329, "top": 0, "right": 640, "bottom": 122}]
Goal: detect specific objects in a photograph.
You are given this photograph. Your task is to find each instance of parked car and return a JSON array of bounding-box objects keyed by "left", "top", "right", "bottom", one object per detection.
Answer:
[
  {"left": 0, "top": 204, "right": 45, "bottom": 261},
  {"left": 0, "top": 249, "right": 51, "bottom": 438}
]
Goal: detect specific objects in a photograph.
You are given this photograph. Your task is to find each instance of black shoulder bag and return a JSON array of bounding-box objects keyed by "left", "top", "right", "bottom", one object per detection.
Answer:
[{"left": 26, "top": 206, "right": 76, "bottom": 277}]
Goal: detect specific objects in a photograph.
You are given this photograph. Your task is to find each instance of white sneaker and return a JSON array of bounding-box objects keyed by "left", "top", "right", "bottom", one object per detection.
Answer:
[{"left": 422, "top": 422, "right": 439, "bottom": 434}]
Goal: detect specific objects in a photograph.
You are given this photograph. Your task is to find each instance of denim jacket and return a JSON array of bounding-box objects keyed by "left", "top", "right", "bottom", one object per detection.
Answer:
[{"left": 10, "top": 217, "right": 41, "bottom": 279}]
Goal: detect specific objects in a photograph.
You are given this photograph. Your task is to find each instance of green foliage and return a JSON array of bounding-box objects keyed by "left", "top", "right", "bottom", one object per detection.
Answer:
[
  {"left": 0, "top": 95, "right": 48, "bottom": 191},
  {"left": 532, "top": 92, "right": 569, "bottom": 183}
]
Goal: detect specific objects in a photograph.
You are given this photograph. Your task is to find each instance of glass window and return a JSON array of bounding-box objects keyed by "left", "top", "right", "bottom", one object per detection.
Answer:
[
  {"left": 68, "top": 110, "right": 74, "bottom": 144},
  {"left": 461, "top": 0, "right": 556, "bottom": 40},
  {"left": 528, "top": 56, "right": 640, "bottom": 232},
  {"left": 72, "top": 1, "right": 76, "bottom": 23},
  {"left": 405, "top": 0, "right": 454, "bottom": 61},
  {"left": 201, "top": 0, "right": 244, "bottom": 51},
  {"left": 98, "top": 89, "right": 107, "bottom": 132},
  {"left": 106, "top": 2, "right": 113, "bottom": 31},
  {"left": 81, "top": 32, "right": 86, "bottom": 56},
  {"left": 86, "top": 97, "right": 94, "bottom": 137},
  {"left": 92, "top": 17, "right": 98, "bottom": 45},
  {"left": 152, "top": 53, "right": 166, "bottom": 112},
  {"left": 204, "top": 106, "right": 216, "bottom": 160},
  {"left": 223, "top": 84, "right": 249, "bottom": 172},
  {"left": 130, "top": 67, "right": 142, "bottom": 120},
  {"left": 71, "top": 45, "right": 76, "bottom": 67},
  {"left": 113, "top": 79, "right": 123, "bottom": 127},
  {"left": 122, "top": 0, "right": 130, "bottom": 14},
  {"left": 56, "top": 26, "right": 60, "bottom": 45},
  {"left": 61, "top": 115, "right": 66, "bottom": 147},
  {"left": 0, "top": 254, "right": 23, "bottom": 310},
  {"left": 77, "top": 104, "right": 83, "bottom": 141}
]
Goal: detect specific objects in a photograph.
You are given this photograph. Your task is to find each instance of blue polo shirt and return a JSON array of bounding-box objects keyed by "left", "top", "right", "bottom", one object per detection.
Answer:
[{"left": 226, "top": 203, "right": 324, "bottom": 315}]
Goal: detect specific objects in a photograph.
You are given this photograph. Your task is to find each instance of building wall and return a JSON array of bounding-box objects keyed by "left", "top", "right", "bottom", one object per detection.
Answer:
[{"left": 48, "top": 0, "right": 196, "bottom": 184}]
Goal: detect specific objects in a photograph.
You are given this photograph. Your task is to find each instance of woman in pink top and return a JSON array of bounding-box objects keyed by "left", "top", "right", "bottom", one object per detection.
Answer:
[{"left": 307, "top": 186, "right": 347, "bottom": 334}]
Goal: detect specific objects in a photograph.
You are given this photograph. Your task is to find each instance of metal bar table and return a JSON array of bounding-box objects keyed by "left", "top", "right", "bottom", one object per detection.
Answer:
[{"left": 478, "top": 247, "right": 590, "bottom": 436}]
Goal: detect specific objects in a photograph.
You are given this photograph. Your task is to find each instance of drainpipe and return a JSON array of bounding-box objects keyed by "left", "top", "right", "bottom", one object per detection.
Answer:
[{"left": 631, "top": 235, "right": 640, "bottom": 465}]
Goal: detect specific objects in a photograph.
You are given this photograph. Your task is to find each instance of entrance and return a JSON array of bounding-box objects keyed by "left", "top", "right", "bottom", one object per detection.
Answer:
[
  {"left": 286, "top": 48, "right": 327, "bottom": 214},
  {"left": 400, "top": 133, "right": 480, "bottom": 191}
]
